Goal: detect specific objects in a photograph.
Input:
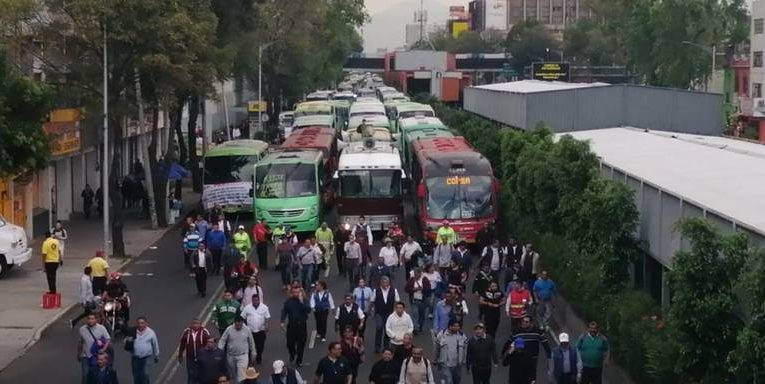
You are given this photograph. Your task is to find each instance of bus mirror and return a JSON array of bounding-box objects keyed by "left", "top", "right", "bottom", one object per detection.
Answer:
[
  {"left": 417, "top": 183, "right": 425, "bottom": 198},
  {"left": 333, "top": 171, "right": 339, "bottom": 179}
]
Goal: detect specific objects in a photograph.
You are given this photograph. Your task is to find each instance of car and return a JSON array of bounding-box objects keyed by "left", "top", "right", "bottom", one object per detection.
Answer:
[{"left": 0, "top": 214, "right": 32, "bottom": 277}]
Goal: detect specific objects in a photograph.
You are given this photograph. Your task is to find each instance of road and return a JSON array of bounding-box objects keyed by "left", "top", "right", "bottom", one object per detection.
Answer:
[{"left": 0, "top": 217, "right": 552, "bottom": 383}]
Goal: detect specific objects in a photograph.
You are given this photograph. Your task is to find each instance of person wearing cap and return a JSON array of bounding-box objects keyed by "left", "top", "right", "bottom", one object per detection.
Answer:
[
  {"left": 549, "top": 332, "right": 582, "bottom": 384},
  {"left": 269, "top": 360, "right": 305, "bottom": 384},
  {"left": 197, "top": 336, "right": 228, "bottom": 384},
  {"left": 218, "top": 317, "right": 256, "bottom": 383},
  {"left": 86, "top": 250, "right": 110, "bottom": 295},
  {"left": 501, "top": 337, "right": 535, "bottom": 384},
  {"left": 436, "top": 220, "right": 456, "bottom": 245},
  {"left": 434, "top": 319, "right": 467, "bottom": 384},
  {"left": 379, "top": 238, "right": 399, "bottom": 280},
  {"left": 466, "top": 323, "right": 497, "bottom": 384},
  {"left": 234, "top": 225, "right": 252, "bottom": 258}
]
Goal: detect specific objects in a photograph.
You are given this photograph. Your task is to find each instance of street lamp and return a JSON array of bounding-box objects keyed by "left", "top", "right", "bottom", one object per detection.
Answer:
[
  {"left": 682, "top": 40, "right": 716, "bottom": 91},
  {"left": 257, "top": 42, "right": 275, "bottom": 138},
  {"left": 545, "top": 47, "right": 564, "bottom": 62}
]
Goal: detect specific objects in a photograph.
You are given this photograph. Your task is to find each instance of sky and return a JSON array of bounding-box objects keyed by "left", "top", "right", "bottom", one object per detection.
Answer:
[{"left": 362, "top": 0, "right": 468, "bottom": 53}]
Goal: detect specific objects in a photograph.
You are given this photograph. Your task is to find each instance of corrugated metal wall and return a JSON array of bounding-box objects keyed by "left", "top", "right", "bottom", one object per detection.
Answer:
[{"left": 465, "top": 84, "right": 725, "bottom": 135}]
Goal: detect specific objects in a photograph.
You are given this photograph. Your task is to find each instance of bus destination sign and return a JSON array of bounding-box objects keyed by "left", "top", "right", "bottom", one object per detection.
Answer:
[
  {"left": 532, "top": 62, "right": 570, "bottom": 82},
  {"left": 446, "top": 176, "right": 471, "bottom": 185}
]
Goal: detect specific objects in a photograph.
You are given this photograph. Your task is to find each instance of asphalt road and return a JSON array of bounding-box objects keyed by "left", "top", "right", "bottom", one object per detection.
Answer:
[{"left": 0, "top": 216, "right": 552, "bottom": 383}]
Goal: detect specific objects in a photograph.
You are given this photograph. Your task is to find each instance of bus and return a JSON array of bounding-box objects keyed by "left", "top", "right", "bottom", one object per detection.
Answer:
[
  {"left": 202, "top": 139, "right": 269, "bottom": 213},
  {"left": 253, "top": 127, "right": 336, "bottom": 232},
  {"left": 294, "top": 101, "right": 334, "bottom": 118},
  {"left": 410, "top": 136, "right": 498, "bottom": 243},
  {"left": 398, "top": 116, "right": 453, "bottom": 172},
  {"left": 335, "top": 139, "right": 405, "bottom": 231}
]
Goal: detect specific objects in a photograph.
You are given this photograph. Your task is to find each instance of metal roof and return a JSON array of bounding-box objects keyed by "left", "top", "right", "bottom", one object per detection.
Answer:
[
  {"left": 281, "top": 127, "right": 335, "bottom": 155},
  {"left": 347, "top": 115, "right": 390, "bottom": 130},
  {"left": 338, "top": 143, "right": 402, "bottom": 170},
  {"left": 399, "top": 116, "right": 446, "bottom": 129},
  {"left": 260, "top": 149, "right": 323, "bottom": 164},
  {"left": 472, "top": 80, "right": 609, "bottom": 94},
  {"left": 563, "top": 127, "right": 765, "bottom": 236}
]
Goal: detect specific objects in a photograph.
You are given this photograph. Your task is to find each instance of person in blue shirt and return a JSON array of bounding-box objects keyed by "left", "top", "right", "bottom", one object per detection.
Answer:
[
  {"left": 195, "top": 214, "right": 209, "bottom": 240},
  {"left": 532, "top": 270, "right": 556, "bottom": 329},
  {"left": 205, "top": 223, "right": 227, "bottom": 275},
  {"left": 352, "top": 279, "right": 374, "bottom": 338},
  {"left": 130, "top": 316, "right": 160, "bottom": 384},
  {"left": 280, "top": 286, "right": 311, "bottom": 367},
  {"left": 432, "top": 290, "right": 456, "bottom": 335}
]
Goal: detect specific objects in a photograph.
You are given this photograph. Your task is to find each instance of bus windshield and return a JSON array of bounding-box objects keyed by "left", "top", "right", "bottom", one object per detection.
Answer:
[
  {"left": 204, "top": 155, "right": 258, "bottom": 184},
  {"left": 425, "top": 176, "right": 493, "bottom": 219},
  {"left": 399, "top": 110, "right": 435, "bottom": 119},
  {"left": 255, "top": 164, "right": 317, "bottom": 198},
  {"left": 340, "top": 170, "right": 402, "bottom": 198}
]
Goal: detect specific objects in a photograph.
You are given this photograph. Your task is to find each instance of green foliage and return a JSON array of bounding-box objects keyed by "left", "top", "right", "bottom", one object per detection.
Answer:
[
  {"left": 505, "top": 21, "right": 557, "bottom": 71},
  {"left": 563, "top": 21, "right": 623, "bottom": 66},
  {"left": 0, "top": 48, "right": 53, "bottom": 177},
  {"left": 426, "top": 30, "right": 505, "bottom": 54}
]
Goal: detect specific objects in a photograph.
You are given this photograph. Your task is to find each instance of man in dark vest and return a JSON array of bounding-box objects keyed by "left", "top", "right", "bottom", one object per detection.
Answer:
[
  {"left": 505, "top": 238, "right": 524, "bottom": 290},
  {"left": 270, "top": 359, "right": 306, "bottom": 384},
  {"left": 371, "top": 276, "right": 400, "bottom": 353},
  {"left": 548, "top": 332, "right": 582, "bottom": 384},
  {"left": 335, "top": 294, "right": 365, "bottom": 335}
]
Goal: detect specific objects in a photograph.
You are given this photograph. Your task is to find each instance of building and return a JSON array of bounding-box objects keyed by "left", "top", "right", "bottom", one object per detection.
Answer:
[
  {"left": 469, "top": 0, "right": 593, "bottom": 34},
  {"left": 383, "top": 50, "right": 471, "bottom": 102},
  {"left": 463, "top": 80, "right": 724, "bottom": 135},
  {"left": 562, "top": 128, "right": 765, "bottom": 306}
]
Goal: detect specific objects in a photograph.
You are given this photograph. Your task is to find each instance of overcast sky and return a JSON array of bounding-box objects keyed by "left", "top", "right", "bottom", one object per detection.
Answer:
[{"left": 362, "top": 0, "right": 468, "bottom": 53}]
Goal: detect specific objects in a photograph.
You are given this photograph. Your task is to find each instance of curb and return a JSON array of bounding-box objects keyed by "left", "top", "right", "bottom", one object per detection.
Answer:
[{"left": 2, "top": 213, "right": 194, "bottom": 373}]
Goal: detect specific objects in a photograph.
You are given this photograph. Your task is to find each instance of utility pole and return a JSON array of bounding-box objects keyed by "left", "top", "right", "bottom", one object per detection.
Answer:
[
  {"left": 135, "top": 69, "right": 157, "bottom": 229},
  {"left": 102, "top": 23, "right": 110, "bottom": 257},
  {"left": 258, "top": 43, "right": 274, "bottom": 137}
]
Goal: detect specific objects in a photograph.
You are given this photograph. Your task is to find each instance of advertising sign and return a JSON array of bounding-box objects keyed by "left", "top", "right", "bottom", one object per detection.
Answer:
[
  {"left": 43, "top": 121, "right": 81, "bottom": 157},
  {"left": 484, "top": 0, "right": 507, "bottom": 30},
  {"left": 451, "top": 21, "right": 469, "bottom": 38},
  {"left": 247, "top": 100, "right": 266, "bottom": 112},
  {"left": 531, "top": 62, "right": 571, "bottom": 82},
  {"left": 202, "top": 181, "right": 252, "bottom": 210}
]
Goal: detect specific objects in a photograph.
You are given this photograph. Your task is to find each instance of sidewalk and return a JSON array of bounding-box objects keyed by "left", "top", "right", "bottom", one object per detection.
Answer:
[{"left": 0, "top": 189, "right": 199, "bottom": 372}]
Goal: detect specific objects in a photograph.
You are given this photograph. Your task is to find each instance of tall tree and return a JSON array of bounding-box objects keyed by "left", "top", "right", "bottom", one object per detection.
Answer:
[
  {"left": 505, "top": 21, "right": 557, "bottom": 72},
  {"left": 0, "top": 48, "right": 53, "bottom": 178}
]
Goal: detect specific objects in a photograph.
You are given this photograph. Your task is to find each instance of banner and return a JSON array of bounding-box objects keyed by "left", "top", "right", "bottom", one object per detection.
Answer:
[
  {"left": 202, "top": 181, "right": 252, "bottom": 209},
  {"left": 43, "top": 121, "right": 81, "bottom": 157}
]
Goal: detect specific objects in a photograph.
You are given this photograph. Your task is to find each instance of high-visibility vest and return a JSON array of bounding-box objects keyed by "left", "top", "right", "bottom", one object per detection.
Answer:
[{"left": 509, "top": 289, "right": 531, "bottom": 318}]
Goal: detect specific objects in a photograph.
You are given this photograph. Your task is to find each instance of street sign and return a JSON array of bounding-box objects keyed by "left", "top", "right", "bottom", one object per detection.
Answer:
[
  {"left": 247, "top": 100, "right": 266, "bottom": 112},
  {"left": 532, "top": 62, "right": 570, "bottom": 82}
]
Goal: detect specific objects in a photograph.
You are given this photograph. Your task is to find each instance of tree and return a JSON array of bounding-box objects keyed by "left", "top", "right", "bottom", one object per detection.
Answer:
[
  {"left": 0, "top": 48, "right": 53, "bottom": 178},
  {"left": 665, "top": 217, "right": 747, "bottom": 383},
  {"left": 563, "top": 20, "right": 622, "bottom": 66},
  {"left": 729, "top": 248, "right": 765, "bottom": 382},
  {"left": 505, "top": 21, "right": 557, "bottom": 72}
]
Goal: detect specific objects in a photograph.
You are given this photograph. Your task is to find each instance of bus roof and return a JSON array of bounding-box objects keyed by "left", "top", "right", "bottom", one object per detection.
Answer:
[
  {"left": 280, "top": 127, "right": 335, "bottom": 157},
  {"left": 259, "top": 149, "right": 323, "bottom": 165},
  {"left": 294, "top": 115, "right": 333, "bottom": 128},
  {"left": 412, "top": 136, "right": 493, "bottom": 177},
  {"left": 295, "top": 101, "right": 333, "bottom": 114},
  {"left": 395, "top": 102, "right": 434, "bottom": 114},
  {"left": 399, "top": 116, "right": 447, "bottom": 130},
  {"left": 406, "top": 129, "right": 454, "bottom": 143},
  {"left": 205, "top": 139, "right": 269, "bottom": 157},
  {"left": 339, "top": 142, "right": 402, "bottom": 171}
]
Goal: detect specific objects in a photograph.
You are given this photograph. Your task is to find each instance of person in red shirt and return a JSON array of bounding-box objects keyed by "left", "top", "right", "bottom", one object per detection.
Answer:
[
  {"left": 252, "top": 220, "right": 271, "bottom": 270},
  {"left": 505, "top": 281, "right": 532, "bottom": 333},
  {"left": 177, "top": 318, "right": 210, "bottom": 383}
]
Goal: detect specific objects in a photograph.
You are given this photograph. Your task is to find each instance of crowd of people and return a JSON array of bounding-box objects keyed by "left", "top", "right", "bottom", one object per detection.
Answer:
[{"left": 69, "top": 209, "right": 610, "bottom": 384}]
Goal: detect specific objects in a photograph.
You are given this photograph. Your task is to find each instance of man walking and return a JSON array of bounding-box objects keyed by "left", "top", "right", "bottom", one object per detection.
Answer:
[
  {"left": 130, "top": 316, "right": 160, "bottom": 384},
  {"left": 352, "top": 279, "right": 373, "bottom": 338},
  {"left": 78, "top": 314, "right": 111, "bottom": 384},
  {"left": 206, "top": 223, "right": 227, "bottom": 275},
  {"left": 270, "top": 360, "right": 306, "bottom": 384},
  {"left": 87, "top": 353, "right": 119, "bottom": 384},
  {"left": 334, "top": 222, "right": 351, "bottom": 277},
  {"left": 70, "top": 267, "right": 96, "bottom": 328},
  {"left": 178, "top": 319, "right": 211, "bottom": 384},
  {"left": 51, "top": 220, "right": 69, "bottom": 257},
  {"left": 213, "top": 291, "right": 241, "bottom": 336},
  {"left": 369, "top": 349, "right": 399, "bottom": 384},
  {"left": 41, "top": 230, "right": 61, "bottom": 294},
  {"left": 576, "top": 321, "right": 609, "bottom": 384},
  {"left": 511, "top": 316, "right": 551, "bottom": 383},
  {"left": 532, "top": 270, "right": 556, "bottom": 329},
  {"left": 192, "top": 243, "right": 210, "bottom": 297},
  {"left": 314, "top": 342, "right": 352, "bottom": 384},
  {"left": 372, "top": 276, "right": 400, "bottom": 353},
  {"left": 519, "top": 244, "right": 540, "bottom": 288},
  {"left": 233, "top": 225, "right": 252, "bottom": 259},
  {"left": 335, "top": 294, "right": 365, "bottom": 336},
  {"left": 315, "top": 222, "right": 334, "bottom": 275},
  {"left": 183, "top": 223, "right": 202, "bottom": 270},
  {"left": 344, "top": 235, "right": 363, "bottom": 290},
  {"left": 280, "top": 286, "right": 310, "bottom": 367},
  {"left": 197, "top": 337, "right": 228, "bottom": 384},
  {"left": 434, "top": 320, "right": 467, "bottom": 384},
  {"left": 252, "top": 220, "right": 270, "bottom": 270},
  {"left": 399, "top": 235, "right": 422, "bottom": 279},
  {"left": 87, "top": 250, "right": 110, "bottom": 295},
  {"left": 296, "top": 239, "right": 317, "bottom": 289},
  {"left": 549, "top": 332, "right": 582, "bottom": 384},
  {"left": 241, "top": 295, "right": 270, "bottom": 365},
  {"left": 82, "top": 184, "right": 95, "bottom": 219},
  {"left": 404, "top": 268, "right": 430, "bottom": 335},
  {"left": 385, "top": 302, "right": 414, "bottom": 355},
  {"left": 398, "top": 347, "right": 435, "bottom": 384},
  {"left": 466, "top": 323, "right": 497, "bottom": 384},
  {"left": 219, "top": 317, "right": 256, "bottom": 383}
]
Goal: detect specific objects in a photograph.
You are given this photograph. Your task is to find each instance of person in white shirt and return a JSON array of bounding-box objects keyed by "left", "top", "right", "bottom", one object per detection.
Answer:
[
  {"left": 373, "top": 276, "right": 401, "bottom": 353},
  {"left": 51, "top": 220, "right": 68, "bottom": 257},
  {"left": 385, "top": 302, "right": 414, "bottom": 352},
  {"left": 309, "top": 281, "right": 336, "bottom": 342},
  {"left": 421, "top": 264, "right": 442, "bottom": 320},
  {"left": 192, "top": 243, "right": 209, "bottom": 297},
  {"left": 379, "top": 239, "right": 399, "bottom": 280},
  {"left": 238, "top": 276, "right": 265, "bottom": 307},
  {"left": 70, "top": 266, "right": 95, "bottom": 328},
  {"left": 344, "top": 235, "right": 363, "bottom": 290},
  {"left": 334, "top": 293, "right": 366, "bottom": 335},
  {"left": 232, "top": 126, "right": 242, "bottom": 139},
  {"left": 399, "top": 235, "right": 423, "bottom": 278},
  {"left": 240, "top": 294, "right": 270, "bottom": 365}
]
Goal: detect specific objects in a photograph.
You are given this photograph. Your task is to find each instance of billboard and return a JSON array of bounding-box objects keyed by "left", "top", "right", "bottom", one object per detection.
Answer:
[
  {"left": 484, "top": 0, "right": 507, "bottom": 30},
  {"left": 451, "top": 21, "right": 469, "bottom": 38},
  {"left": 532, "top": 62, "right": 571, "bottom": 82}
]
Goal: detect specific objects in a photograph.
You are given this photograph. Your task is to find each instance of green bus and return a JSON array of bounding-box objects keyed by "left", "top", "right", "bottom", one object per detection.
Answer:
[
  {"left": 253, "top": 128, "right": 336, "bottom": 232},
  {"left": 386, "top": 102, "right": 435, "bottom": 132},
  {"left": 202, "top": 139, "right": 269, "bottom": 213}
]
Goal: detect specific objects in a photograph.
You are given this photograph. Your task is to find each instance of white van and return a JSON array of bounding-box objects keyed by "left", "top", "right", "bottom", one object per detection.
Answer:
[{"left": 0, "top": 214, "right": 32, "bottom": 277}]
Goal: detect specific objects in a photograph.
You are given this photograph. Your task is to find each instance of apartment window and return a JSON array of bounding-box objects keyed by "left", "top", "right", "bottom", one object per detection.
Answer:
[
  {"left": 754, "top": 83, "right": 762, "bottom": 98},
  {"left": 755, "top": 51, "right": 764, "bottom": 68},
  {"left": 756, "top": 18, "right": 764, "bottom": 34}
]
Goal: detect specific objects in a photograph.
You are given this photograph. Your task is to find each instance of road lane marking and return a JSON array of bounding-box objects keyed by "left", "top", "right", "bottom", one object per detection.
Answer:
[
  {"left": 308, "top": 330, "right": 317, "bottom": 349},
  {"left": 156, "top": 281, "right": 225, "bottom": 384}
]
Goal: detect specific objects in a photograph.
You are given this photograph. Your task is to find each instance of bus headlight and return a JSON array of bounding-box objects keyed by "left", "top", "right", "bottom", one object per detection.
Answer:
[{"left": 309, "top": 205, "right": 317, "bottom": 216}]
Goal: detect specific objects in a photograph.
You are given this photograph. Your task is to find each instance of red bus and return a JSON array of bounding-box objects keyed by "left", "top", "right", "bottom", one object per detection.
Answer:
[{"left": 409, "top": 136, "right": 499, "bottom": 243}]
